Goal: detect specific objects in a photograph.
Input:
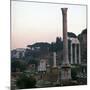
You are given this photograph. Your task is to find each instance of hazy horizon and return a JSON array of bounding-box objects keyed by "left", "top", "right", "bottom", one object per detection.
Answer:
[{"left": 11, "top": 1, "right": 87, "bottom": 49}]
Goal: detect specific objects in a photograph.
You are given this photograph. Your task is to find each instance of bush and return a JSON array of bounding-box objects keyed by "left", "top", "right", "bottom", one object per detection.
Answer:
[
  {"left": 11, "top": 60, "right": 27, "bottom": 72},
  {"left": 16, "top": 74, "right": 36, "bottom": 89}
]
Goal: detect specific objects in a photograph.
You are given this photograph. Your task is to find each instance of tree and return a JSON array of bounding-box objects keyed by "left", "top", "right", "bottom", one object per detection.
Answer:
[
  {"left": 16, "top": 74, "right": 36, "bottom": 89},
  {"left": 49, "top": 42, "right": 57, "bottom": 52},
  {"left": 11, "top": 60, "right": 27, "bottom": 72},
  {"left": 56, "top": 37, "right": 63, "bottom": 52}
]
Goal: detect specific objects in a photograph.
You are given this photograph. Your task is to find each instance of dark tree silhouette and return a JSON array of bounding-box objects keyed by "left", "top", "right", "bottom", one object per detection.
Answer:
[
  {"left": 16, "top": 74, "right": 36, "bottom": 89},
  {"left": 11, "top": 60, "right": 27, "bottom": 72}
]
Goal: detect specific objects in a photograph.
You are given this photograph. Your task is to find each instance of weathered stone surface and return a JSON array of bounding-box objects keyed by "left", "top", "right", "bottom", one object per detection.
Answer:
[{"left": 61, "top": 8, "right": 71, "bottom": 80}]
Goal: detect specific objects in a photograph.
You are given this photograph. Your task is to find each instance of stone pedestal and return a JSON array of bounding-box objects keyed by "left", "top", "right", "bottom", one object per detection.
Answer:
[
  {"left": 46, "top": 66, "right": 51, "bottom": 81},
  {"left": 46, "top": 66, "right": 59, "bottom": 82},
  {"left": 50, "top": 67, "right": 59, "bottom": 82},
  {"left": 61, "top": 65, "right": 71, "bottom": 80}
]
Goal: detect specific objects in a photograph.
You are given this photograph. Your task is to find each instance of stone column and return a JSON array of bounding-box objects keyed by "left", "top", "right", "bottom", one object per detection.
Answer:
[
  {"left": 62, "top": 8, "right": 69, "bottom": 65},
  {"left": 61, "top": 8, "right": 71, "bottom": 80},
  {"left": 53, "top": 52, "right": 56, "bottom": 67},
  {"left": 75, "top": 44, "right": 77, "bottom": 64},
  {"left": 70, "top": 42, "right": 73, "bottom": 64},
  {"left": 79, "top": 43, "right": 81, "bottom": 64}
]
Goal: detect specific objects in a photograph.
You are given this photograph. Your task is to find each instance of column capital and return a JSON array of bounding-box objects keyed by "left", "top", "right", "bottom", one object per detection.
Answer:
[{"left": 61, "top": 8, "right": 68, "bottom": 15}]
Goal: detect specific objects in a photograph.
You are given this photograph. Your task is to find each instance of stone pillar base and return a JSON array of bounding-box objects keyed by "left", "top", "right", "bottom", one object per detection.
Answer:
[
  {"left": 46, "top": 67, "right": 59, "bottom": 82},
  {"left": 50, "top": 67, "right": 59, "bottom": 82},
  {"left": 61, "top": 64, "right": 71, "bottom": 80}
]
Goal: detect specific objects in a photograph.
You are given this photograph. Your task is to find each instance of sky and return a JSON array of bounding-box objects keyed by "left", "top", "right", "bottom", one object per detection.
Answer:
[{"left": 11, "top": 1, "right": 87, "bottom": 49}]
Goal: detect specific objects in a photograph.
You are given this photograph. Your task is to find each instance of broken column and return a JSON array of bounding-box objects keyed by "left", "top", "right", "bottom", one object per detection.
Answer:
[
  {"left": 61, "top": 8, "right": 71, "bottom": 80},
  {"left": 48, "top": 52, "right": 58, "bottom": 82}
]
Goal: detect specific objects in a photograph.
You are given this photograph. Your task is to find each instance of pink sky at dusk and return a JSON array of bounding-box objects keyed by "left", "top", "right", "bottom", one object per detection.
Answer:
[{"left": 11, "top": 1, "right": 87, "bottom": 49}]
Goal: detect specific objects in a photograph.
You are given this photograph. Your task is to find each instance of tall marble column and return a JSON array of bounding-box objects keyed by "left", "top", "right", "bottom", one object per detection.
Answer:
[
  {"left": 61, "top": 8, "right": 71, "bottom": 80},
  {"left": 62, "top": 8, "right": 69, "bottom": 65}
]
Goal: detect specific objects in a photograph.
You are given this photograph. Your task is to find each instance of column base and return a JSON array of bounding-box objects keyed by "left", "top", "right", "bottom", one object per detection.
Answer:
[{"left": 61, "top": 64, "right": 71, "bottom": 80}]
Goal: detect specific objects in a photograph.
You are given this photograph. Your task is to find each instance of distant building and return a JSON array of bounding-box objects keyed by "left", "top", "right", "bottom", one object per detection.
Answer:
[
  {"left": 78, "top": 29, "right": 87, "bottom": 64},
  {"left": 78, "top": 29, "right": 87, "bottom": 79},
  {"left": 11, "top": 48, "right": 26, "bottom": 59},
  {"left": 68, "top": 32, "right": 81, "bottom": 65},
  {"left": 67, "top": 30, "right": 87, "bottom": 79}
]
